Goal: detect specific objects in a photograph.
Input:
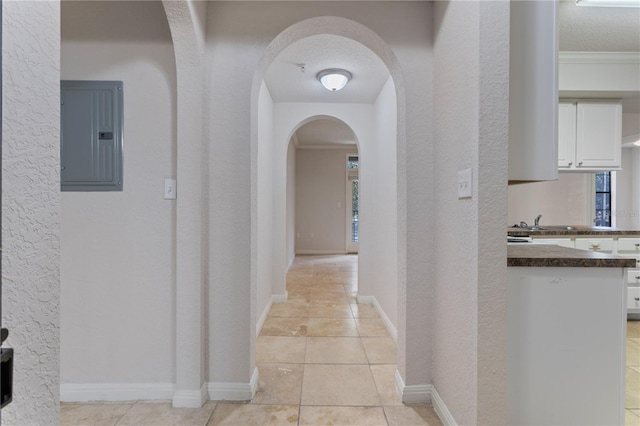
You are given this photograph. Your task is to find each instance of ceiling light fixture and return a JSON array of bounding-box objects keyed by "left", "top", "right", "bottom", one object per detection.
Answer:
[
  {"left": 317, "top": 69, "right": 352, "bottom": 92},
  {"left": 576, "top": 0, "right": 640, "bottom": 7}
]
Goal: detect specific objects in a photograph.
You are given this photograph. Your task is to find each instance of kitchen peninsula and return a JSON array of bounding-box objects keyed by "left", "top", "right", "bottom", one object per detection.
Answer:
[{"left": 507, "top": 243, "right": 635, "bottom": 425}]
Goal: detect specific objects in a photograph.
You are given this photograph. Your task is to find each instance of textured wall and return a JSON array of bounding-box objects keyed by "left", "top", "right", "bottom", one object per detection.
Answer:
[
  {"left": 295, "top": 148, "right": 354, "bottom": 253},
  {"left": 432, "top": 1, "right": 509, "bottom": 424},
  {"left": 60, "top": 1, "right": 177, "bottom": 387},
  {"left": 1, "top": 1, "right": 61, "bottom": 424},
  {"left": 207, "top": 2, "right": 431, "bottom": 386}
]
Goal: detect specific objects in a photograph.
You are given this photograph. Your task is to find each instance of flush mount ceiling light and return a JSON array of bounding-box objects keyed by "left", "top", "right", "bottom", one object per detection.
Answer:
[
  {"left": 576, "top": 0, "right": 640, "bottom": 6},
  {"left": 317, "top": 69, "right": 352, "bottom": 92}
]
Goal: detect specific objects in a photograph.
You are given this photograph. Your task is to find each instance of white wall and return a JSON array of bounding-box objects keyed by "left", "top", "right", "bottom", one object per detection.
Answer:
[
  {"left": 508, "top": 173, "right": 593, "bottom": 226},
  {"left": 286, "top": 141, "right": 296, "bottom": 267},
  {"left": 433, "top": 1, "right": 509, "bottom": 424},
  {"left": 369, "top": 77, "right": 398, "bottom": 329},
  {"left": 1, "top": 1, "right": 61, "bottom": 424},
  {"left": 257, "top": 82, "right": 274, "bottom": 325},
  {"left": 207, "top": 1, "right": 433, "bottom": 389},
  {"left": 60, "top": 1, "right": 177, "bottom": 389},
  {"left": 617, "top": 148, "right": 640, "bottom": 228},
  {"left": 295, "top": 147, "right": 355, "bottom": 253}
]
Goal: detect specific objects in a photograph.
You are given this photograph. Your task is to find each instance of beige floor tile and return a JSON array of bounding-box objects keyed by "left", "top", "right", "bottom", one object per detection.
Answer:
[
  {"left": 307, "top": 318, "right": 359, "bottom": 337},
  {"left": 268, "top": 302, "right": 310, "bottom": 318},
  {"left": 362, "top": 337, "right": 397, "bottom": 364},
  {"left": 117, "top": 401, "right": 217, "bottom": 426},
  {"left": 207, "top": 403, "right": 298, "bottom": 426},
  {"left": 370, "top": 364, "right": 402, "bottom": 406},
  {"left": 301, "top": 364, "right": 381, "bottom": 406},
  {"left": 627, "top": 410, "right": 640, "bottom": 426},
  {"left": 628, "top": 321, "right": 640, "bottom": 339},
  {"left": 628, "top": 339, "right": 640, "bottom": 367},
  {"left": 299, "top": 406, "right": 387, "bottom": 426},
  {"left": 310, "top": 284, "right": 347, "bottom": 294},
  {"left": 384, "top": 404, "right": 443, "bottom": 426},
  {"left": 305, "top": 337, "right": 368, "bottom": 364},
  {"left": 356, "top": 319, "right": 390, "bottom": 337},
  {"left": 350, "top": 304, "right": 380, "bottom": 319},
  {"left": 256, "top": 336, "right": 306, "bottom": 363},
  {"left": 310, "top": 293, "right": 351, "bottom": 304},
  {"left": 628, "top": 367, "right": 640, "bottom": 409},
  {"left": 260, "top": 317, "right": 308, "bottom": 337},
  {"left": 287, "top": 292, "right": 311, "bottom": 303},
  {"left": 309, "top": 302, "right": 354, "bottom": 318},
  {"left": 61, "top": 403, "right": 133, "bottom": 426},
  {"left": 253, "top": 364, "right": 303, "bottom": 405}
]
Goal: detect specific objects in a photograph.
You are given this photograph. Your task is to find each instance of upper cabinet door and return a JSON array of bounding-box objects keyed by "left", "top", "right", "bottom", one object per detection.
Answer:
[
  {"left": 558, "top": 101, "right": 576, "bottom": 169},
  {"left": 575, "top": 102, "right": 622, "bottom": 169}
]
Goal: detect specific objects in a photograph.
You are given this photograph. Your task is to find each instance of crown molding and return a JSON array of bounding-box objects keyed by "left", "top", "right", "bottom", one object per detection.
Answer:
[{"left": 560, "top": 51, "right": 640, "bottom": 64}]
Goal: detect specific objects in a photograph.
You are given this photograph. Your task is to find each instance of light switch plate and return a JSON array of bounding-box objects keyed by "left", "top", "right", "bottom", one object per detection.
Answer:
[
  {"left": 458, "top": 168, "right": 472, "bottom": 199},
  {"left": 164, "top": 178, "right": 177, "bottom": 200}
]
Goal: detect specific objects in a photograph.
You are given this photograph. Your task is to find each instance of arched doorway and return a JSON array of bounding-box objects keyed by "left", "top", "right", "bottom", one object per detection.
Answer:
[{"left": 251, "top": 16, "right": 406, "bottom": 398}]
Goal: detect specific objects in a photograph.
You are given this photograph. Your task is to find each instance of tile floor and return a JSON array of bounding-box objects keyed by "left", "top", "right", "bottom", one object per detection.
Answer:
[
  {"left": 61, "top": 255, "right": 441, "bottom": 426},
  {"left": 60, "top": 255, "right": 640, "bottom": 425}
]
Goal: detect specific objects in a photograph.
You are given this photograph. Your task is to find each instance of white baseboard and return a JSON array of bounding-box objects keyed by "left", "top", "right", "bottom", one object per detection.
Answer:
[
  {"left": 207, "top": 367, "right": 259, "bottom": 401},
  {"left": 172, "top": 383, "right": 208, "bottom": 408},
  {"left": 356, "top": 294, "right": 398, "bottom": 343},
  {"left": 60, "top": 382, "right": 175, "bottom": 402},
  {"left": 256, "top": 293, "right": 288, "bottom": 335},
  {"left": 272, "top": 292, "right": 287, "bottom": 303},
  {"left": 295, "top": 250, "right": 346, "bottom": 255},
  {"left": 394, "top": 371, "right": 457, "bottom": 426},
  {"left": 430, "top": 385, "right": 457, "bottom": 426}
]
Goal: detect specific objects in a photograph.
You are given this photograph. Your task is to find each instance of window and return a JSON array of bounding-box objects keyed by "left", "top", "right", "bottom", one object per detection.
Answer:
[
  {"left": 595, "top": 171, "right": 611, "bottom": 227},
  {"left": 61, "top": 80, "right": 123, "bottom": 191}
]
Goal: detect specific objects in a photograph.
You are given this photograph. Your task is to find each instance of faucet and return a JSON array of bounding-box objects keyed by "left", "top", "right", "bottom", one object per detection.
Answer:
[{"left": 534, "top": 214, "right": 542, "bottom": 227}]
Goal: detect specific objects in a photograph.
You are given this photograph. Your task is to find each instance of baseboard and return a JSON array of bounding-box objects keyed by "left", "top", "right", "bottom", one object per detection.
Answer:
[
  {"left": 256, "top": 297, "right": 274, "bottom": 336},
  {"left": 430, "top": 385, "right": 457, "bottom": 426},
  {"left": 272, "top": 292, "right": 287, "bottom": 303},
  {"left": 256, "top": 293, "right": 288, "bottom": 335},
  {"left": 394, "top": 371, "right": 457, "bottom": 426},
  {"left": 172, "top": 382, "right": 208, "bottom": 408},
  {"left": 60, "top": 382, "right": 175, "bottom": 402},
  {"left": 207, "top": 367, "right": 259, "bottom": 401},
  {"left": 356, "top": 294, "right": 398, "bottom": 343},
  {"left": 295, "top": 250, "right": 346, "bottom": 255}
]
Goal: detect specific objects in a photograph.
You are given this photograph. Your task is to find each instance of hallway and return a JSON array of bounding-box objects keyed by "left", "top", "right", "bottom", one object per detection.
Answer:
[{"left": 61, "top": 255, "right": 442, "bottom": 425}]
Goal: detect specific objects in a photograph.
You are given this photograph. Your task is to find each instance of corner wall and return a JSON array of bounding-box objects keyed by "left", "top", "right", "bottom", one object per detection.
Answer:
[
  {"left": 1, "top": 1, "right": 61, "bottom": 423},
  {"left": 432, "top": 1, "right": 508, "bottom": 424}
]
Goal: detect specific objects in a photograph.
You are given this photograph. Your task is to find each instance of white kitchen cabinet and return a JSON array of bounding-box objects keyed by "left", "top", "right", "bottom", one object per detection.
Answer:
[
  {"left": 575, "top": 237, "right": 614, "bottom": 253},
  {"left": 508, "top": 0, "right": 558, "bottom": 183},
  {"left": 629, "top": 287, "right": 640, "bottom": 312},
  {"left": 531, "top": 237, "right": 574, "bottom": 248},
  {"left": 558, "top": 100, "right": 622, "bottom": 171}
]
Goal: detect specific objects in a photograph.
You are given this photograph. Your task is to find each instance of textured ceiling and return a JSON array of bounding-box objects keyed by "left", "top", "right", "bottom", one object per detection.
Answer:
[
  {"left": 264, "top": 34, "right": 390, "bottom": 104},
  {"left": 559, "top": 0, "right": 640, "bottom": 51},
  {"left": 264, "top": 2, "right": 640, "bottom": 146},
  {"left": 294, "top": 118, "right": 357, "bottom": 148}
]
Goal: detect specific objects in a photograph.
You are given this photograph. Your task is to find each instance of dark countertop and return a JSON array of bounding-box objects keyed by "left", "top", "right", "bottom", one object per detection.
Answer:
[
  {"left": 508, "top": 226, "right": 640, "bottom": 237},
  {"left": 507, "top": 244, "right": 637, "bottom": 268}
]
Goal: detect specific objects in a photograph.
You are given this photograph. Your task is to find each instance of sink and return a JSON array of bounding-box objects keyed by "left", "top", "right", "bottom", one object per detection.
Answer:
[
  {"left": 538, "top": 226, "right": 575, "bottom": 231},
  {"left": 512, "top": 225, "right": 576, "bottom": 231}
]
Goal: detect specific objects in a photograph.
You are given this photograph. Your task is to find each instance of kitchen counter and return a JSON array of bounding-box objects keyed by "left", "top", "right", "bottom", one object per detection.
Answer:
[
  {"left": 507, "top": 244, "right": 637, "bottom": 268},
  {"left": 508, "top": 226, "right": 640, "bottom": 237}
]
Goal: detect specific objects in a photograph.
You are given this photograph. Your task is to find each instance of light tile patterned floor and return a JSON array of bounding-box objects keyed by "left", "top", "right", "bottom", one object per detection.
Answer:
[
  {"left": 61, "top": 255, "right": 441, "bottom": 426},
  {"left": 60, "top": 255, "right": 640, "bottom": 425}
]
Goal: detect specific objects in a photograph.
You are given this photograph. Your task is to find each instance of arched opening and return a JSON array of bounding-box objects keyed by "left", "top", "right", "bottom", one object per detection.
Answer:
[{"left": 251, "top": 18, "right": 405, "bottom": 398}]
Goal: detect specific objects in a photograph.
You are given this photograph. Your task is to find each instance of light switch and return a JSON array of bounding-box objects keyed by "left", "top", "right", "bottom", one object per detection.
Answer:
[
  {"left": 164, "top": 178, "right": 177, "bottom": 200},
  {"left": 458, "top": 168, "right": 472, "bottom": 199}
]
